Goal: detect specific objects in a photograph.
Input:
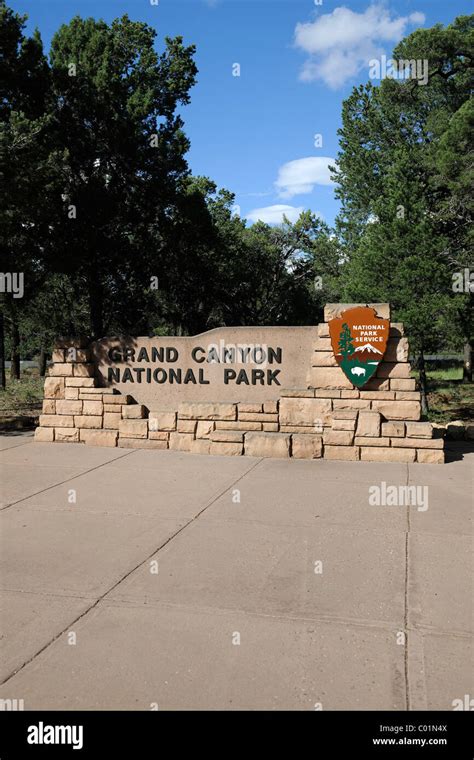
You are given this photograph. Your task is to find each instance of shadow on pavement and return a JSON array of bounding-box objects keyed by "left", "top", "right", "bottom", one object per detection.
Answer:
[{"left": 445, "top": 440, "right": 474, "bottom": 462}]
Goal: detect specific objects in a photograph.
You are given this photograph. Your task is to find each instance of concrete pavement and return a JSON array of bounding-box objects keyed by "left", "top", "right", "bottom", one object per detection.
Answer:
[{"left": 0, "top": 431, "right": 472, "bottom": 710}]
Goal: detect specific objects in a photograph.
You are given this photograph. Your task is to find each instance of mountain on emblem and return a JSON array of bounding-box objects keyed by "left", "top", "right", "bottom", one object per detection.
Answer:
[
  {"left": 328, "top": 306, "right": 390, "bottom": 388},
  {"left": 354, "top": 343, "right": 383, "bottom": 354}
]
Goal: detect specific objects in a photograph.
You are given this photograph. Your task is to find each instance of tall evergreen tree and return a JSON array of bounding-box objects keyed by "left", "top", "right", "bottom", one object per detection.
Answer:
[
  {"left": 332, "top": 14, "right": 473, "bottom": 411},
  {"left": 0, "top": 0, "right": 52, "bottom": 383},
  {"left": 48, "top": 14, "right": 197, "bottom": 338}
]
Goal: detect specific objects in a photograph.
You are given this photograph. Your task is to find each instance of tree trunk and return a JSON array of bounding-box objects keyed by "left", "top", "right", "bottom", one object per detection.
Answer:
[
  {"left": 459, "top": 292, "right": 473, "bottom": 383},
  {"left": 10, "top": 314, "right": 20, "bottom": 380},
  {"left": 89, "top": 280, "right": 104, "bottom": 339},
  {"left": 462, "top": 340, "right": 472, "bottom": 383},
  {"left": 418, "top": 351, "right": 429, "bottom": 416},
  {"left": 0, "top": 308, "right": 5, "bottom": 389},
  {"left": 39, "top": 347, "right": 48, "bottom": 377}
]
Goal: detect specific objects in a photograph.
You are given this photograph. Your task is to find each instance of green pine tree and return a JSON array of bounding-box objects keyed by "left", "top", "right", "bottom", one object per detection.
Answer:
[
  {"left": 338, "top": 323, "right": 354, "bottom": 357},
  {"left": 332, "top": 14, "right": 473, "bottom": 411}
]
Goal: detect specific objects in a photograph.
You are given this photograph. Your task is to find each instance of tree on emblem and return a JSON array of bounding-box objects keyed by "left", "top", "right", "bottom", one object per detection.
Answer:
[{"left": 338, "top": 323, "right": 354, "bottom": 358}]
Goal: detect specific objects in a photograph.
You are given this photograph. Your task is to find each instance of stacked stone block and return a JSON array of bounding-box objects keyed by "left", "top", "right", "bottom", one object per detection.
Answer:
[
  {"left": 35, "top": 340, "right": 135, "bottom": 447},
  {"left": 147, "top": 402, "right": 296, "bottom": 458},
  {"left": 323, "top": 410, "right": 443, "bottom": 463}
]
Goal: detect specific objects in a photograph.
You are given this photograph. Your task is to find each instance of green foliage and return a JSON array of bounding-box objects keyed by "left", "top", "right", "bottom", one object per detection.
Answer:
[
  {"left": 47, "top": 14, "right": 198, "bottom": 337},
  {"left": 153, "top": 183, "right": 340, "bottom": 334},
  {"left": 333, "top": 13, "right": 473, "bottom": 367},
  {"left": 0, "top": 0, "right": 58, "bottom": 379}
]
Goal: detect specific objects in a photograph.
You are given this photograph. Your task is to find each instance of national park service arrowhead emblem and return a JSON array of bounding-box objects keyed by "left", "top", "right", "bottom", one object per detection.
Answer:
[{"left": 329, "top": 306, "right": 390, "bottom": 388}]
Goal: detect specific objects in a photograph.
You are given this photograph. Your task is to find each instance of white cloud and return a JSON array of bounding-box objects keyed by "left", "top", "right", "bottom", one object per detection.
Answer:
[
  {"left": 275, "top": 157, "right": 334, "bottom": 198},
  {"left": 246, "top": 204, "right": 305, "bottom": 225},
  {"left": 409, "top": 12, "right": 425, "bottom": 25},
  {"left": 294, "top": 4, "right": 425, "bottom": 89}
]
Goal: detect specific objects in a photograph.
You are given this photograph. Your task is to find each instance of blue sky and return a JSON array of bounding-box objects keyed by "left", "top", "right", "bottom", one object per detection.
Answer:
[{"left": 15, "top": 0, "right": 472, "bottom": 227}]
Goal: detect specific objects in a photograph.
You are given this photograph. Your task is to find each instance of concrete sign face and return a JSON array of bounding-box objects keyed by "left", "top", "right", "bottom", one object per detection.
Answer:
[
  {"left": 92, "top": 326, "right": 316, "bottom": 406},
  {"left": 328, "top": 306, "right": 390, "bottom": 388}
]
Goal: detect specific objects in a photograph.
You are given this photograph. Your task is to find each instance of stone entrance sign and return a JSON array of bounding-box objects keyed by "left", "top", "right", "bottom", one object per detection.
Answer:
[
  {"left": 35, "top": 304, "right": 445, "bottom": 463},
  {"left": 92, "top": 327, "right": 316, "bottom": 406}
]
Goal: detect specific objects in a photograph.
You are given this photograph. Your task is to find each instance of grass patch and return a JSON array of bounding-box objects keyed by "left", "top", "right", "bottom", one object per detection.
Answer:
[
  {"left": 425, "top": 367, "right": 463, "bottom": 382},
  {"left": 427, "top": 383, "right": 474, "bottom": 423},
  {"left": 410, "top": 367, "right": 473, "bottom": 423},
  {"left": 0, "top": 368, "right": 44, "bottom": 419}
]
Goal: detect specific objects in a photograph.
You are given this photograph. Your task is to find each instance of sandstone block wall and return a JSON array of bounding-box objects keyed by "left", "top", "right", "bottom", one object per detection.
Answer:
[{"left": 34, "top": 318, "right": 445, "bottom": 463}]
